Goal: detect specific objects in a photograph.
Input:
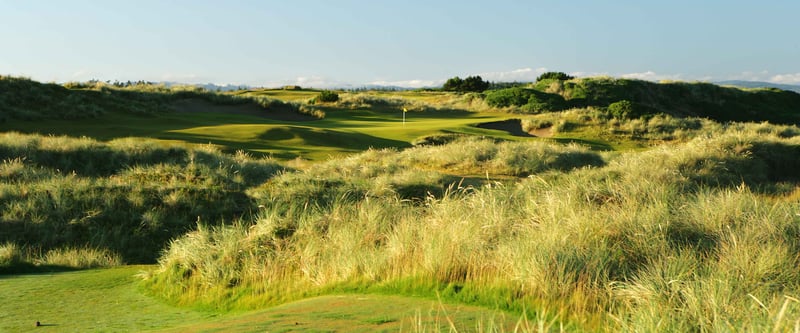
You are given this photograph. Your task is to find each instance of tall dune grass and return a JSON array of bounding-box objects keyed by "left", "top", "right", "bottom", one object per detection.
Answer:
[
  {"left": 0, "top": 132, "right": 283, "bottom": 265},
  {"left": 145, "top": 123, "right": 800, "bottom": 330}
]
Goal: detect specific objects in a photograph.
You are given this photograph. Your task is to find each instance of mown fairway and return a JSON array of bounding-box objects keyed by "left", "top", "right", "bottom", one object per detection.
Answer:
[
  {"left": 0, "top": 267, "right": 520, "bottom": 333},
  {"left": 0, "top": 267, "right": 213, "bottom": 332},
  {"left": 0, "top": 104, "right": 517, "bottom": 161}
]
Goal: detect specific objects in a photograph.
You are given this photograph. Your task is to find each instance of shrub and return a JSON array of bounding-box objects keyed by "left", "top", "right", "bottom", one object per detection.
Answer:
[
  {"left": 0, "top": 132, "right": 284, "bottom": 264},
  {"left": 608, "top": 100, "right": 636, "bottom": 119},
  {"left": 316, "top": 90, "right": 339, "bottom": 103},
  {"left": 536, "top": 71, "right": 575, "bottom": 82},
  {"left": 42, "top": 247, "right": 123, "bottom": 268},
  {"left": 524, "top": 90, "right": 568, "bottom": 112},
  {"left": 521, "top": 119, "right": 553, "bottom": 132},
  {"left": 485, "top": 87, "right": 567, "bottom": 112},
  {"left": 484, "top": 87, "right": 531, "bottom": 107},
  {"left": 443, "top": 75, "right": 489, "bottom": 92},
  {"left": 443, "top": 76, "right": 464, "bottom": 91},
  {"left": 0, "top": 242, "right": 22, "bottom": 267}
]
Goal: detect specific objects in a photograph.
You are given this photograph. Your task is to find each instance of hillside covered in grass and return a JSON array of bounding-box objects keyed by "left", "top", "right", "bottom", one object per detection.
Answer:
[
  {"left": 0, "top": 76, "right": 320, "bottom": 122},
  {"left": 4, "top": 75, "right": 800, "bottom": 126},
  {"left": 0, "top": 132, "right": 284, "bottom": 266},
  {"left": 4, "top": 75, "right": 800, "bottom": 331},
  {"left": 485, "top": 77, "right": 800, "bottom": 124},
  {"left": 140, "top": 121, "right": 800, "bottom": 331}
]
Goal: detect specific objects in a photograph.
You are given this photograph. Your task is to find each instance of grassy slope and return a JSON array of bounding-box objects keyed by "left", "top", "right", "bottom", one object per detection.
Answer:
[
  {"left": 145, "top": 128, "right": 800, "bottom": 331},
  {"left": 236, "top": 88, "right": 321, "bottom": 102},
  {"left": 4, "top": 78, "right": 800, "bottom": 331},
  {"left": 5, "top": 77, "right": 735, "bottom": 160},
  {"left": 486, "top": 77, "right": 800, "bottom": 125},
  {"left": 0, "top": 267, "right": 519, "bottom": 333},
  {"left": 0, "top": 106, "right": 516, "bottom": 161}
]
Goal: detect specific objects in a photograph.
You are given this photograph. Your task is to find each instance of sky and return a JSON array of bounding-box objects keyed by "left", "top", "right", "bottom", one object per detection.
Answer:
[{"left": 1, "top": 0, "right": 799, "bottom": 88}]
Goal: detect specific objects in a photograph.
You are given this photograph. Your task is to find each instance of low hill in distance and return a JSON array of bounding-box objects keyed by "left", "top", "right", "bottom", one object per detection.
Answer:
[
  {"left": 716, "top": 80, "right": 800, "bottom": 93},
  {"left": 0, "top": 76, "right": 317, "bottom": 122}
]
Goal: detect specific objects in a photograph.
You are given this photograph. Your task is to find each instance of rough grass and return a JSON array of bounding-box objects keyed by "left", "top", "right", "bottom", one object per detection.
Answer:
[
  {"left": 0, "top": 132, "right": 283, "bottom": 265},
  {"left": 6, "top": 76, "right": 800, "bottom": 330},
  {"left": 0, "top": 244, "right": 122, "bottom": 273},
  {"left": 0, "top": 76, "right": 320, "bottom": 122},
  {"left": 145, "top": 123, "right": 800, "bottom": 331}
]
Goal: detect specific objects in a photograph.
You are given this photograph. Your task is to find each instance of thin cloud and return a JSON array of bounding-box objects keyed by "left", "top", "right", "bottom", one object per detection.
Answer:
[
  {"left": 727, "top": 71, "right": 771, "bottom": 82},
  {"left": 159, "top": 73, "right": 211, "bottom": 84},
  {"left": 620, "top": 71, "right": 683, "bottom": 81},
  {"left": 366, "top": 79, "right": 444, "bottom": 88},
  {"left": 261, "top": 76, "right": 345, "bottom": 89},
  {"left": 568, "top": 71, "right": 610, "bottom": 79},
  {"left": 770, "top": 73, "right": 800, "bottom": 84},
  {"left": 479, "top": 67, "right": 548, "bottom": 82},
  {"left": 71, "top": 70, "right": 95, "bottom": 80},
  {"left": 725, "top": 71, "right": 800, "bottom": 85}
]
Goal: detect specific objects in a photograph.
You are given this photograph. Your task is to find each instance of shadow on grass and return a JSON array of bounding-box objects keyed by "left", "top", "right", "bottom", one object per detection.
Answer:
[
  {"left": 0, "top": 184, "right": 255, "bottom": 264},
  {"left": 257, "top": 126, "right": 411, "bottom": 150},
  {"left": 0, "top": 263, "right": 81, "bottom": 276},
  {"left": 322, "top": 107, "right": 474, "bottom": 120},
  {"left": 549, "top": 137, "right": 615, "bottom": 151},
  {"left": 474, "top": 119, "right": 532, "bottom": 137},
  {"left": 158, "top": 126, "right": 412, "bottom": 159}
]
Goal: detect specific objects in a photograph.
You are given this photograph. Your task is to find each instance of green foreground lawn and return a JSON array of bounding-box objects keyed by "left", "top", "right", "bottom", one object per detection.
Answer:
[
  {"left": 0, "top": 266, "right": 211, "bottom": 332},
  {"left": 0, "top": 267, "right": 521, "bottom": 333}
]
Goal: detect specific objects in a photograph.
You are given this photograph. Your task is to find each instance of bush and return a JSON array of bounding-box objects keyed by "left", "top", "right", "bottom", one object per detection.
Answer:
[
  {"left": 608, "top": 100, "right": 636, "bottom": 119},
  {"left": 524, "top": 90, "right": 568, "bottom": 112},
  {"left": 484, "top": 87, "right": 531, "bottom": 107},
  {"left": 316, "top": 90, "right": 339, "bottom": 103},
  {"left": 536, "top": 71, "right": 575, "bottom": 82},
  {"left": 484, "top": 87, "right": 567, "bottom": 112},
  {"left": 443, "top": 75, "right": 489, "bottom": 92}
]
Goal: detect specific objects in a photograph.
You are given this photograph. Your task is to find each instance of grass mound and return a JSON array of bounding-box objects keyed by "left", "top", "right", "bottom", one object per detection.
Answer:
[
  {"left": 0, "top": 76, "right": 323, "bottom": 122},
  {"left": 0, "top": 76, "right": 169, "bottom": 120},
  {"left": 145, "top": 122, "right": 800, "bottom": 330},
  {"left": 0, "top": 132, "right": 283, "bottom": 267}
]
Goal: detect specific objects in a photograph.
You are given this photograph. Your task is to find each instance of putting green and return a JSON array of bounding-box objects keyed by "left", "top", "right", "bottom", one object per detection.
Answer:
[{"left": 0, "top": 101, "right": 523, "bottom": 161}]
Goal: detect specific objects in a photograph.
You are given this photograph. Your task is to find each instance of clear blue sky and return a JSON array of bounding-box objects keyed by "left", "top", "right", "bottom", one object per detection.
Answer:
[{"left": 2, "top": 0, "right": 798, "bottom": 87}]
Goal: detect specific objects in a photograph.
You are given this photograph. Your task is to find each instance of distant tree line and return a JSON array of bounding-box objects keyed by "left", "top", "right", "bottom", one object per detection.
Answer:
[
  {"left": 442, "top": 72, "right": 575, "bottom": 92},
  {"left": 443, "top": 75, "right": 489, "bottom": 92}
]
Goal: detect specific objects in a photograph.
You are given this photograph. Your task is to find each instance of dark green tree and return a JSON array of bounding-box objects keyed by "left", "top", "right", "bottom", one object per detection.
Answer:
[
  {"left": 443, "top": 75, "right": 489, "bottom": 92},
  {"left": 607, "top": 100, "right": 637, "bottom": 119},
  {"left": 317, "top": 90, "right": 339, "bottom": 102},
  {"left": 443, "top": 76, "right": 464, "bottom": 91},
  {"left": 536, "top": 71, "right": 575, "bottom": 82},
  {"left": 463, "top": 75, "right": 490, "bottom": 92}
]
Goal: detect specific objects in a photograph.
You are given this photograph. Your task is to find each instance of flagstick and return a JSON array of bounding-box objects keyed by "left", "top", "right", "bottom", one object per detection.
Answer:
[{"left": 403, "top": 107, "right": 407, "bottom": 126}]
